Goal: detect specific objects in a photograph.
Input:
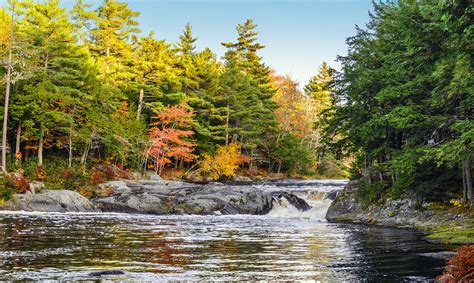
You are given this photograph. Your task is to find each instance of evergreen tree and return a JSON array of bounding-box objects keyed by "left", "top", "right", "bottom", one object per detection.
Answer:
[
  {"left": 221, "top": 19, "right": 277, "bottom": 164},
  {"left": 305, "top": 62, "right": 334, "bottom": 117},
  {"left": 91, "top": 0, "right": 140, "bottom": 86},
  {"left": 16, "top": 0, "right": 78, "bottom": 167},
  {"left": 325, "top": 1, "right": 474, "bottom": 204},
  {"left": 71, "top": 0, "right": 97, "bottom": 45}
]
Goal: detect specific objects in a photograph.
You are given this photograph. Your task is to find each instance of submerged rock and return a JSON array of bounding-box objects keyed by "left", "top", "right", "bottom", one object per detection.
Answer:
[
  {"left": 89, "top": 269, "right": 125, "bottom": 277},
  {"left": 0, "top": 190, "right": 97, "bottom": 212}
]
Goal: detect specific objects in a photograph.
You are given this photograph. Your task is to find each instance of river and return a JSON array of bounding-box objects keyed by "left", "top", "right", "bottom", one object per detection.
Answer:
[{"left": 0, "top": 180, "right": 448, "bottom": 281}]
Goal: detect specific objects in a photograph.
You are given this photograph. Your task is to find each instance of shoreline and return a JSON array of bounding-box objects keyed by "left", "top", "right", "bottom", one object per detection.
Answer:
[{"left": 326, "top": 182, "right": 474, "bottom": 245}]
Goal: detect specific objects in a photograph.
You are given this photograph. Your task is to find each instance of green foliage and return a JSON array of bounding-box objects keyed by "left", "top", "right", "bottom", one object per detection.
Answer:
[
  {"left": 270, "top": 135, "right": 314, "bottom": 175},
  {"left": 357, "top": 181, "right": 387, "bottom": 209},
  {"left": 1, "top": 0, "right": 351, "bottom": 182},
  {"left": 325, "top": 1, "right": 474, "bottom": 204}
]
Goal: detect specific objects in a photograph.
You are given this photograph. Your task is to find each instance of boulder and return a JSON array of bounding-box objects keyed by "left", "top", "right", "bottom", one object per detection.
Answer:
[
  {"left": 0, "top": 190, "right": 98, "bottom": 212},
  {"left": 94, "top": 181, "right": 274, "bottom": 215},
  {"left": 273, "top": 192, "right": 311, "bottom": 212}
]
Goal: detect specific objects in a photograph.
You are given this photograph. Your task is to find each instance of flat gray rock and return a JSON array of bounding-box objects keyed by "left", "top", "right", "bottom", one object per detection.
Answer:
[
  {"left": 94, "top": 181, "right": 274, "bottom": 215},
  {"left": 0, "top": 190, "right": 97, "bottom": 212}
]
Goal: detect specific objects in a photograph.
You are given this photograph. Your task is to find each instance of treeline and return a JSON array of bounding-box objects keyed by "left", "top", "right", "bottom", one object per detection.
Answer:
[
  {"left": 0, "top": 0, "right": 341, "bottom": 180},
  {"left": 324, "top": 1, "right": 473, "bottom": 204}
]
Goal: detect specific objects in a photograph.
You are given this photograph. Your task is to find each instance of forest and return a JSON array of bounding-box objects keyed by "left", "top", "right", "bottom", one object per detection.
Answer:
[
  {"left": 323, "top": 1, "right": 473, "bottom": 205},
  {"left": 0, "top": 0, "right": 343, "bottom": 197},
  {"left": 0, "top": 0, "right": 473, "bottom": 206}
]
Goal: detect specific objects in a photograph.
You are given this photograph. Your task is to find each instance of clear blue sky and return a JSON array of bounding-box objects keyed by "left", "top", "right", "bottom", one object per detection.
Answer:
[{"left": 2, "top": 0, "right": 374, "bottom": 86}]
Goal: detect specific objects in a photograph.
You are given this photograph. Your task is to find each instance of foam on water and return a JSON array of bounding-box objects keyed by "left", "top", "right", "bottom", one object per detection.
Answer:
[
  {"left": 257, "top": 179, "right": 347, "bottom": 220},
  {"left": 0, "top": 179, "right": 447, "bottom": 281}
]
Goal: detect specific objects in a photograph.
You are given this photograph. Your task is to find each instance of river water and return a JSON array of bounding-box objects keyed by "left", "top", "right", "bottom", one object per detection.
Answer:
[{"left": 0, "top": 180, "right": 448, "bottom": 281}]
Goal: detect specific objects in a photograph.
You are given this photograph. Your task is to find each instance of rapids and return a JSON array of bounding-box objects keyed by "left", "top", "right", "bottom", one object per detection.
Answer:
[{"left": 0, "top": 180, "right": 448, "bottom": 281}]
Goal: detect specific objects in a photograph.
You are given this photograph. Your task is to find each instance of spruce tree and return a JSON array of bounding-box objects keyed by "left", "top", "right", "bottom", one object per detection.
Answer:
[{"left": 221, "top": 19, "right": 277, "bottom": 163}]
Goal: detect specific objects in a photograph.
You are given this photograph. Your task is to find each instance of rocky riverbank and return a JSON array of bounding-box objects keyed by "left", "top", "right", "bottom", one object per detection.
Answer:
[
  {"left": 326, "top": 181, "right": 474, "bottom": 244},
  {"left": 0, "top": 180, "right": 313, "bottom": 216}
]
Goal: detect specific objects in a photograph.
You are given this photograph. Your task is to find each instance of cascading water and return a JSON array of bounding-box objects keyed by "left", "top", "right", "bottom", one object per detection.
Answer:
[
  {"left": 256, "top": 179, "right": 347, "bottom": 219},
  {"left": 0, "top": 179, "right": 448, "bottom": 281}
]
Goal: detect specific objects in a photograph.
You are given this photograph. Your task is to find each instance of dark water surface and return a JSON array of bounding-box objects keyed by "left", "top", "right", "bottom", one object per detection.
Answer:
[{"left": 0, "top": 181, "right": 447, "bottom": 281}]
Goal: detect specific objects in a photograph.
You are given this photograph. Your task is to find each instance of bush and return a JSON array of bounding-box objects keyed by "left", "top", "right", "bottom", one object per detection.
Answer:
[
  {"left": 0, "top": 178, "right": 14, "bottom": 202},
  {"left": 201, "top": 143, "right": 246, "bottom": 180},
  {"left": 437, "top": 245, "right": 474, "bottom": 282},
  {"left": 5, "top": 173, "right": 29, "bottom": 194},
  {"left": 356, "top": 180, "right": 387, "bottom": 208}
]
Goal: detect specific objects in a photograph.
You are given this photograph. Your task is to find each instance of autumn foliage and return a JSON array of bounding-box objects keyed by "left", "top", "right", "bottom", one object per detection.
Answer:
[
  {"left": 201, "top": 143, "right": 248, "bottom": 180},
  {"left": 436, "top": 245, "right": 474, "bottom": 282},
  {"left": 146, "top": 103, "right": 196, "bottom": 175}
]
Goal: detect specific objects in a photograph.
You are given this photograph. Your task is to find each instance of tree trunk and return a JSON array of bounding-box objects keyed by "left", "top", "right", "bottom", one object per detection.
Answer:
[
  {"left": 249, "top": 148, "right": 254, "bottom": 170},
  {"left": 277, "top": 161, "right": 282, "bottom": 174},
  {"left": 15, "top": 122, "right": 21, "bottom": 155},
  {"left": 136, "top": 88, "right": 144, "bottom": 120},
  {"left": 38, "top": 124, "right": 44, "bottom": 167},
  {"left": 1, "top": 1, "right": 15, "bottom": 173},
  {"left": 14, "top": 122, "right": 21, "bottom": 166},
  {"left": 462, "top": 162, "right": 468, "bottom": 202},
  {"left": 25, "top": 140, "right": 30, "bottom": 162},
  {"left": 68, "top": 129, "right": 73, "bottom": 168},
  {"left": 463, "top": 157, "right": 473, "bottom": 205},
  {"left": 81, "top": 142, "right": 90, "bottom": 166},
  {"left": 225, "top": 101, "right": 230, "bottom": 145}
]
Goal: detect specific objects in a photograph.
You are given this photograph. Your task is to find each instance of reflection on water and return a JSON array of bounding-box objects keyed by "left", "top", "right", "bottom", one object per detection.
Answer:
[{"left": 0, "top": 181, "right": 447, "bottom": 281}]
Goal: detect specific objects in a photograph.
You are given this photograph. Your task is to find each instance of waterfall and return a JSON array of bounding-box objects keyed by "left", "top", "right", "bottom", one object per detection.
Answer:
[{"left": 256, "top": 180, "right": 347, "bottom": 220}]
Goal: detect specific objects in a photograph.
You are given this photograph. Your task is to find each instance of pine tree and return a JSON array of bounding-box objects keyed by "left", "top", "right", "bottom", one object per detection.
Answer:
[
  {"left": 91, "top": 0, "right": 140, "bottom": 85},
  {"left": 16, "top": 0, "right": 78, "bottom": 167},
  {"left": 176, "top": 23, "right": 200, "bottom": 97},
  {"left": 71, "top": 0, "right": 97, "bottom": 45},
  {"left": 305, "top": 62, "right": 334, "bottom": 117},
  {"left": 221, "top": 19, "right": 277, "bottom": 164}
]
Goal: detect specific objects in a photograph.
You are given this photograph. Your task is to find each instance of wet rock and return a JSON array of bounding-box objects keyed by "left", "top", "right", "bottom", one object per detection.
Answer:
[
  {"left": 325, "top": 190, "right": 339, "bottom": 200},
  {"left": 94, "top": 181, "right": 274, "bottom": 215},
  {"left": 325, "top": 180, "right": 470, "bottom": 230},
  {"left": 400, "top": 276, "right": 434, "bottom": 282},
  {"left": 89, "top": 269, "right": 125, "bottom": 277},
  {"left": 418, "top": 251, "right": 456, "bottom": 260},
  {"left": 274, "top": 192, "right": 311, "bottom": 212},
  {"left": 0, "top": 190, "right": 97, "bottom": 212}
]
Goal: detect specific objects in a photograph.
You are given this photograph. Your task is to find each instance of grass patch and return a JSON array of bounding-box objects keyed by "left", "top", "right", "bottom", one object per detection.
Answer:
[{"left": 426, "top": 218, "right": 474, "bottom": 244}]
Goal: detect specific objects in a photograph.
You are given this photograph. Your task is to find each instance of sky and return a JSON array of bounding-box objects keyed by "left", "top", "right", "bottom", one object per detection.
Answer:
[{"left": 1, "top": 0, "right": 374, "bottom": 86}]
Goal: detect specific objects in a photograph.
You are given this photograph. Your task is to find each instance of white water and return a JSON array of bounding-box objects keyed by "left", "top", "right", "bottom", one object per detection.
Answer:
[
  {"left": 257, "top": 179, "right": 346, "bottom": 219},
  {"left": 0, "top": 179, "right": 447, "bottom": 281}
]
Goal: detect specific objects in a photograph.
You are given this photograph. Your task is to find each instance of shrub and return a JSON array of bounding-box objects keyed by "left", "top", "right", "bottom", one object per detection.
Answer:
[
  {"left": 201, "top": 143, "right": 245, "bottom": 180},
  {"left": 91, "top": 172, "right": 104, "bottom": 185},
  {"left": 0, "top": 178, "right": 13, "bottom": 202},
  {"left": 356, "top": 180, "right": 386, "bottom": 208},
  {"left": 5, "top": 173, "right": 29, "bottom": 194},
  {"left": 436, "top": 245, "right": 474, "bottom": 282}
]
